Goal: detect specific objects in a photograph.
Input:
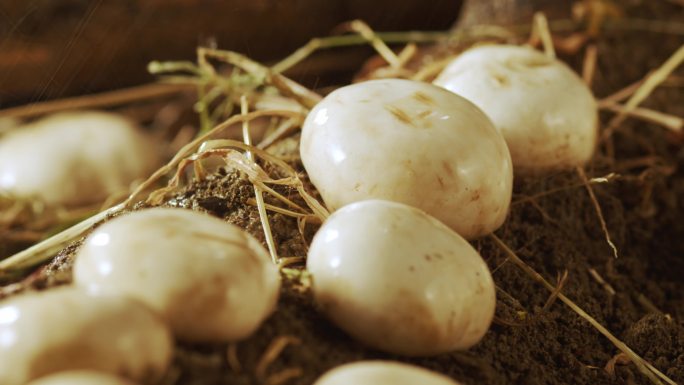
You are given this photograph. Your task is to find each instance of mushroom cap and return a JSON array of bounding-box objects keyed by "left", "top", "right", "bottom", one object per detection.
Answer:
[
  {"left": 300, "top": 78, "right": 513, "bottom": 239},
  {"left": 314, "top": 361, "right": 462, "bottom": 385},
  {"left": 0, "top": 287, "right": 172, "bottom": 385},
  {"left": 74, "top": 207, "right": 280, "bottom": 342},
  {"left": 434, "top": 44, "right": 598, "bottom": 174},
  {"left": 307, "top": 200, "right": 496, "bottom": 356},
  {"left": 26, "top": 371, "right": 138, "bottom": 385}
]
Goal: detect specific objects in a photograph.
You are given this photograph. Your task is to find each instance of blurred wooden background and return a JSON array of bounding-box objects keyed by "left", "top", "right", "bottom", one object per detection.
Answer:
[{"left": 0, "top": 0, "right": 462, "bottom": 107}]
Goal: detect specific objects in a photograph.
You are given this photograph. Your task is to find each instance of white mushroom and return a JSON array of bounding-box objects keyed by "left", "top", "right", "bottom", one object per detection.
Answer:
[
  {"left": 300, "top": 78, "right": 512, "bottom": 239},
  {"left": 0, "top": 287, "right": 172, "bottom": 385},
  {"left": 434, "top": 44, "right": 598, "bottom": 174},
  {"left": 307, "top": 200, "right": 496, "bottom": 356},
  {"left": 313, "top": 361, "right": 462, "bottom": 385},
  {"left": 0, "top": 111, "right": 159, "bottom": 206},
  {"left": 0, "top": 117, "right": 19, "bottom": 135},
  {"left": 27, "top": 371, "right": 138, "bottom": 385},
  {"left": 74, "top": 207, "right": 280, "bottom": 342}
]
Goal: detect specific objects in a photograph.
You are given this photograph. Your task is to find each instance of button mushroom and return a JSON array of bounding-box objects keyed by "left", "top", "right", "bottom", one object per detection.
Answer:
[
  {"left": 434, "top": 44, "right": 598, "bottom": 174},
  {"left": 300, "top": 78, "right": 513, "bottom": 239},
  {"left": 314, "top": 361, "right": 462, "bottom": 385},
  {"left": 0, "top": 111, "right": 159, "bottom": 206},
  {"left": 26, "top": 371, "right": 138, "bottom": 385},
  {"left": 307, "top": 200, "right": 496, "bottom": 356},
  {"left": 74, "top": 207, "right": 280, "bottom": 342}
]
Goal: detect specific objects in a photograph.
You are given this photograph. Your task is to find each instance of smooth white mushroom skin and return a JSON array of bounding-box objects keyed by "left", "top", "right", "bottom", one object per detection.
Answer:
[
  {"left": 307, "top": 200, "right": 496, "bottom": 356},
  {"left": 0, "top": 287, "right": 172, "bottom": 385},
  {"left": 0, "top": 111, "right": 159, "bottom": 206},
  {"left": 27, "top": 371, "right": 138, "bottom": 385},
  {"left": 313, "top": 361, "right": 462, "bottom": 385},
  {"left": 300, "top": 78, "right": 512, "bottom": 239},
  {"left": 74, "top": 207, "right": 280, "bottom": 342},
  {"left": 434, "top": 44, "right": 598, "bottom": 174}
]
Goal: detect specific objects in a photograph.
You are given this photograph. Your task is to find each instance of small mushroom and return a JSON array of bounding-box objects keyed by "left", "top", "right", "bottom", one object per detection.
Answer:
[
  {"left": 307, "top": 200, "right": 496, "bottom": 356},
  {"left": 434, "top": 44, "right": 598, "bottom": 174},
  {"left": 300, "top": 78, "right": 512, "bottom": 239},
  {"left": 0, "top": 287, "right": 172, "bottom": 385},
  {"left": 74, "top": 207, "right": 280, "bottom": 342},
  {"left": 314, "top": 361, "right": 462, "bottom": 385}
]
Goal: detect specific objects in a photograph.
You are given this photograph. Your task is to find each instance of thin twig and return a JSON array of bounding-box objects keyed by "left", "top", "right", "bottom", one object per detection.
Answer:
[
  {"left": 397, "top": 43, "right": 418, "bottom": 67},
  {"left": 512, "top": 173, "right": 617, "bottom": 206},
  {"left": 0, "top": 83, "right": 193, "bottom": 119},
  {"left": 198, "top": 47, "right": 321, "bottom": 109},
  {"left": 255, "top": 336, "right": 301, "bottom": 381},
  {"left": 588, "top": 268, "right": 617, "bottom": 296},
  {"left": 412, "top": 56, "right": 455, "bottom": 81},
  {"left": 576, "top": 167, "right": 619, "bottom": 259},
  {"left": 601, "top": 102, "right": 683, "bottom": 133},
  {"left": 257, "top": 118, "right": 299, "bottom": 149},
  {"left": 605, "top": 352, "right": 631, "bottom": 377},
  {"left": 245, "top": 198, "right": 320, "bottom": 221},
  {"left": 599, "top": 77, "right": 647, "bottom": 106},
  {"left": 192, "top": 140, "right": 328, "bottom": 220},
  {"left": 533, "top": 12, "right": 556, "bottom": 58},
  {"left": 542, "top": 270, "right": 569, "bottom": 311},
  {"left": 604, "top": 44, "right": 684, "bottom": 138},
  {"left": 266, "top": 368, "right": 303, "bottom": 385},
  {"left": 271, "top": 30, "right": 452, "bottom": 75},
  {"left": 583, "top": 44, "right": 598, "bottom": 87},
  {"left": 346, "top": 20, "right": 401, "bottom": 68},
  {"left": 226, "top": 344, "right": 242, "bottom": 373},
  {"left": 636, "top": 294, "right": 667, "bottom": 316},
  {"left": 278, "top": 256, "right": 305, "bottom": 267},
  {"left": 125, "top": 109, "right": 304, "bottom": 207},
  {"left": 0, "top": 203, "right": 122, "bottom": 272}
]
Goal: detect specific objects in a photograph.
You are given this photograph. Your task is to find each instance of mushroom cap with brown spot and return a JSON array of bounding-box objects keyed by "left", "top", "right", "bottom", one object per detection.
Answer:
[
  {"left": 434, "top": 44, "right": 598, "bottom": 174},
  {"left": 301, "top": 78, "right": 513, "bottom": 239},
  {"left": 307, "top": 200, "right": 496, "bottom": 356},
  {"left": 74, "top": 207, "right": 280, "bottom": 342}
]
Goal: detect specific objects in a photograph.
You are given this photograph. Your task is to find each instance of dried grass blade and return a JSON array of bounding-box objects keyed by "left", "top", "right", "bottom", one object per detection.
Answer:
[
  {"left": 606, "top": 44, "right": 684, "bottom": 132},
  {"left": 198, "top": 138, "right": 329, "bottom": 220},
  {"left": 0, "top": 203, "right": 122, "bottom": 272},
  {"left": 241, "top": 96, "right": 279, "bottom": 264},
  {"left": 255, "top": 336, "right": 302, "bottom": 381},
  {"left": 533, "top": 12, "right": 556, "bottom": 58},
  {"left": 583, "top": 44, "right": 598, "bottom": 86},
  {"left": 0, "top": 83, "right": 192, "bottom": 119},
  {"left": 601, "top": 102, "right": 683, "bottom": 133},
  {"left": 198, "top": 48, "right": 321, "bottom": 109},
  {"left": 576, "top": 167, "right": 619, "bottom": 259},
  {"left": 347, "top": 20, "right": 401, "bottom": 68},
  {"left": 125, "top": 109, "right": 304, "bottom": 207}
]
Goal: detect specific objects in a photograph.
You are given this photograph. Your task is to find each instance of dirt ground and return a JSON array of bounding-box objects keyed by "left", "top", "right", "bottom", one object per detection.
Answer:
[{"left": 1, "top": 1, "right": 684, "bottom": 385}]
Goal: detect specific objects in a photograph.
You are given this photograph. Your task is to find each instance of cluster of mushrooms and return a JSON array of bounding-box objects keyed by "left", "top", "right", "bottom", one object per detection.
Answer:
[{"left": 0, "top": 44, "right": 597, "bottom": 384}]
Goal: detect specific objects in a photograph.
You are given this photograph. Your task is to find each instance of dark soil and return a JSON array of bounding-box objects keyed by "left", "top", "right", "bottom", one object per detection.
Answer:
[{"left": 1, "top": 2, "right": 684, "bottom": 385}]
